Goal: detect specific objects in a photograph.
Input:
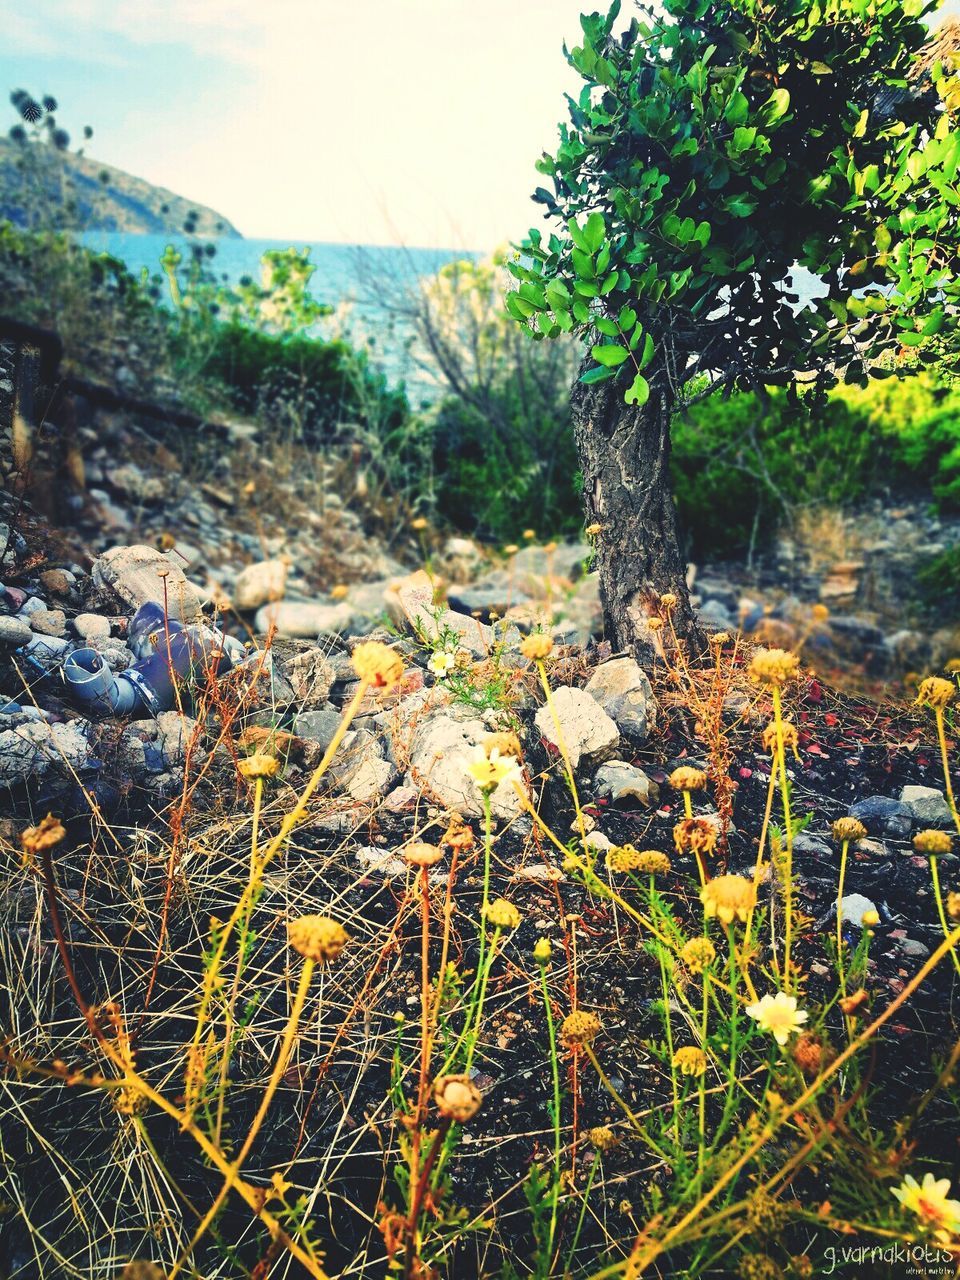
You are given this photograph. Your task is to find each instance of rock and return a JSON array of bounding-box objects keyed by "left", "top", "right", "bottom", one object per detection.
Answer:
[
  {"left": 293, "top": 707, "right": 343, "bottom": 750},
  {"left": 355, "top": 846, "right": 409, "bottom": 878},
  {"left": 898, "top": 938, "right": 931, "bottom": 959},
  {"left": 840, "top": 893, "right": 878, "bottom": 928},
  {"left": 255, "top": 600, "right": 353, "bottom": 638},
  {"left": 234, "top": 559, "right": 289, "bottom": 610},
  {"left": 584, "top": 657, "right": 656, "bottom": 741},
  {"left": 342, "top": 754, "right": 397, "bottom": 803},
  {"left": 73, "top": 613, "right": 112, "bottom": 643},
  {"left": 0, "top": 616, "right": 32, "bottom": 647},
  {"left": 281, "top": 647, "right": 337, "bottom": 709},
  {"left": 593, "top": 761, "right": 660, "bottom": 808},
  {"left": 534, "top": 687, "right": 620, "bottom": 771},
  {"left": 93, "top": 544, "right": 204, "bottom": 623},
  {"left": 511, "top": 542, "right": 588, "bottom": 583},
  {"left": 448, "top": 572, "right": 532, "bottom": 622},
  {"left": 848, "top": 796, "right": 913, "bottom": 838},
  {"left": 899, "top": 784, "right": 952, "bottom": 828},
  {"left": 39, "top": 569, "right": 73, "bottom": 597},
  {"left": 407, "top": 713, "right": 529, "bottom": 822},
  {"left": 17, "top": 597, "right": 45, "bottom": 616},
  {"left": 792, "top": 833, "right": 833, "bottom": 858},
  {"left": 388, "top": 570, "right": 505, "bottom": 657},
  {"left": 0, "top": 719, "right": 89, "bottom": 784},
  {"left": 326, "top": 729, "right": 397, "bottom": 803},
  {"left": 29, "top": 608, "right": 66, "bottom": 638},
  {"left": 154, "top": 712, "right": 202, "bottom": 769}
]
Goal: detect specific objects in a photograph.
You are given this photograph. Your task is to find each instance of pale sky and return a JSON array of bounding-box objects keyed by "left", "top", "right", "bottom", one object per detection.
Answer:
[
  {"left": 1, "top": 0, "right": 609, "bottom": 249},
  {"left": 3, "top": 0, "right": 960, "bottom": 250}
]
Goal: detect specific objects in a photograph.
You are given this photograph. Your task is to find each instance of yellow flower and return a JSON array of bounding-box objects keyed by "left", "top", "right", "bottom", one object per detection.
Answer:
[
  {"left": 660, "top": 592, "right": 678, "bottom": 609},
  {"left": 674, "top": 818, "right": 719, "bottom": 858},
  {"left": 892, "top": 1172, "right": 960, "bottom": 1240},
  {"left": 606, "top": 844, "right": 644, "bottom": 874},
  {"left": 748, "top": 648, "right": 800, "bottom": 687},
  {"left": 543, "top": 540, "right": 558, "bottom": 553},
  {"left": 467, "top": 744, "right": 522, "bottom": 792},
  {"left": 673, "top": 1046, "right": 707, "bottom": 1077},
  {"left": 761, "top": 721, "right": 799, "bottom": 757},
  {"left": 948, "top": 891, "right": 960, "bottom": 921},
  {"left": 585, "top": 522, "right": 603, "bottom": 537},
  {"left": 745, "top": 991, "right": 809, "bottom": 1046},
  {"left": 523, "top": 529, "right": 536, "bottom": 541},
  {"left": 701, "top": 874, "right": 756, "bottom": 925},
  {"left": 533, "top": 937, "right": 552, "bottom": 964},
  {"left": 710, "top": 631, "right": 730, "bottom": 646},
  {"left": 635, "top": 850, "right": 672, "bottom": 876},
  {"left": 831, "top": 817, "right": 867, "bottom": 844},
  {"left": 647, "top": 616, "right": 664, "bottom": 631},
  {"left": 521, "top": 632, "right": 554, "bottom": 661},
  {"left": 411, "top": 516, "right": 429, "bottom": 531},
  {"left": 352, "top": 640, "right": 404, "bottom": 689},
  {"left": 861, "top": 909, "right": 880, "bottom": 927},
  {"left": 916, "top": 676, "right": 956, "bottom": 710},
  {"left": 330, "top": 583, "right": 349, "bottom": 600},
  {"left": 669, "top": 766, "right": 707, "bottom": 792},
  {"left": 20, "top": 814, "right": 66, "bottom": 857},
  {"left": 587, "top": 1124, "right": 618, "bottom": 1151},
  {"left": 403, "top": 841, "right": 443, "bottom": 868},
  {"left": 681, "top": 937, "right": 716, "bottom": 974},
  {"left": 561, "top": 1009, "right": 601, "bottom": 1047},
  {"left": 483, "top": 898, "right": 521, "bottom": 929},
  {"left": 914, "top": 829, "right": 952, "bottom": 857},
  {"left": 433, "top": 1073, "right": 482, "bottom": 1122},
  {"left": 504, "top": 543, "right": 520, "bottom": 556},
  {"left": 287, "top": 915, "right": 348, "bottom": 963},
  {"left": 238, "top": 753, "right": 280, "bottom": 780},
  {"left": 119, "top": 1265, "right": 166, "bottom": 1280}
]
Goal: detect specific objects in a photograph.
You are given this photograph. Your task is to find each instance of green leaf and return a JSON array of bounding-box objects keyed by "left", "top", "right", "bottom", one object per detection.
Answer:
[
  {"left": 568, "top": 217, "right": 589, "bottom": 252},
  {"left": 731, "top": 125, "right": 758, "bottom": 153},
  {"left": 638, "top": 332, "right": 655, "bottom": 369},
  {"left": 724, "top": 91, "right": 749, "bottom": 126},
  {"left": 853, "top": 109, "right": 869, "bottom": 139},
  {"left": 625, "top": 372, "right": 650, "bottom": 406},
  {"left": 580, "top": 364, "right": 618, "bottom": 384},
  {"left": 584, "top": 211, "right": 606, "bottom": 253},
  {"left": 591, "top": 342, "right": 630, "bottom": 366},
  {"left": 595, "top": 316, "right": 619, "bottom": 336},
  {"left": 618, "top": 306, "right": 638, "bottom": 330},
  {"left": 760, "top": 89, "right": 790, "bottom": 125}
]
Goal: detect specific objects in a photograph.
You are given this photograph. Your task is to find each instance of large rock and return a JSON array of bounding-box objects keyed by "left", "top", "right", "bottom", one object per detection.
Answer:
[
  {"left": 848, "top": 795, "right": 913, "bottom": 838},
  {"left": 93, "top": 544, "right": 204, "bottom": 623},
  {"left": 233, "top": 559, "right": 288, "bottom": 610},
  {"left": 327, "top": 729, "right": 397, "bottom": 803},
  {"left": 584, "top": 657, "right": 656, "bottom": 741},
  {"left": 408, "top": 713, "right": 528, "bottom": 822},
  {"left": 255, "top": 600, "right": 354, "bottom": 638},
  {"left": 0, "top": 719, "right": 89, "bottom": 784},
  {"left": 900, "top": 784, "right": 953, "bottom": 827},
  {"left": 534, "top": 686, "right": 620, "bottom": 771},
  {"left": 388, "top": 570, "right": 508, "bottom": 657}
]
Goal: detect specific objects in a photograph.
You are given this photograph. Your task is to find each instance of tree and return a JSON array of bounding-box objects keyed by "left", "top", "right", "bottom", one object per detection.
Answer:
[{"left": 507, "top": 0, "right": 960, "bottom": 657}]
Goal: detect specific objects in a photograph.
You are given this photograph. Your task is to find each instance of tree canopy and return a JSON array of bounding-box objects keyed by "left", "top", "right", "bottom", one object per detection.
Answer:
[{"left": 507, "top": 0, "right": 960, "bottom": 409}]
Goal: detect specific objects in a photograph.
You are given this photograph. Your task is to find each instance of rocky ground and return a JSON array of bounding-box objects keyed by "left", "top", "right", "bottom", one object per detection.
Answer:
[{"left": 2, "top": 381, "right": 960, "bottom": 1276}]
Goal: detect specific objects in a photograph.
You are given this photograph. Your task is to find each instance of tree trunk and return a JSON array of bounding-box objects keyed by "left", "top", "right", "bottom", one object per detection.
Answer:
[{"left": 571, "top": 357, "right": 705, "bottom": 661}]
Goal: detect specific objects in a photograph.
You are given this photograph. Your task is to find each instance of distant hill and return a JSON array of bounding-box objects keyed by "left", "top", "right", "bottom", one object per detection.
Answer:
[{"left": 0, "top": 136, "right": 241, "bottom": 237}]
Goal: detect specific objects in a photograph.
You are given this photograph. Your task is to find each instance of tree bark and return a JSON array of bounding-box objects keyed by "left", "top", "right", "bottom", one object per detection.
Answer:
[{"left": 571, "top": 356, "right": 706, "bottom": 661}]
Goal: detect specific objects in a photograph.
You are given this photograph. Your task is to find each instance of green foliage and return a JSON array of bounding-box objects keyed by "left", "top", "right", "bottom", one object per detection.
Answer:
[{"left": 508, "top": 0, "right": 959, "bottom": 409}]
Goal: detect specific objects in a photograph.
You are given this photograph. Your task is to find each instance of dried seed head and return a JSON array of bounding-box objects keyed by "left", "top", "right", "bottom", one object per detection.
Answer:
[
  {"left": 761, "top": 721, "right": 799, "bottom": 755},
  {"left": 748, "top": 648, "right": 800, "bottom": 687},
  {"left": 352, "top": 640, "right": 404, "bottom": 689},
  {"left": 561, "top": 1009, "right": 601, "bottom": 1047},
  {"left": 403, "top": 842, "right": 443, "bottom": 868},
  {"left": 668, "top": 766, "right": 707, "bottom": 792},
  {"left": 681, "top": 936, "right": 716, "bottom": 973},
  {"left": 914, "top": 829, "right": 952, "bottom": 857},
  {"left": 238, "top": 753, "right": 280, "bottom": 780},
  {"left": 520, "top": 632, "right": 554, "bottom": 661},
  {"left": 916, "top": 676, "right": 956, "bottom": 710},
  {"left": 287, "top": 915, "right": 348, "bottom": 963},
  {"left": 483, "top": 898, "right": 521, "bottom": 930},
  {"left": 20, "top": 814, "right": 66, "bottom": 856},
  {"left": 673, "top": 818, "right": 719, "bottom": 857},
  {"left": 791, "top": 1032, "right": 834, "bottom": 1078},
  {"left": 433, "top": 1073, "right": 482, "bottom": 1122},
  {"left": 673, "top": 1046, "right": 707, "bottom": 1077},
  {"left": 831, "top": 817, "right": 867, "bottom": 844},
  {"left": 634, "top": 850, "right": 672, "bottom": 876},
  {"left": 587, "top": 1124, "right": 618, "bottom": 1151},
  {"left": 443, "top": 816, "right": 475, "bottom": 850},
  {"left": 483, "top": 731, "right": 523, "bottom": 759}
]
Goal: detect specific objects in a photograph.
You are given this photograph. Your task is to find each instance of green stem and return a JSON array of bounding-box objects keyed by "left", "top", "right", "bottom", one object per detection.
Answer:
[
  {"left": 836, "top": 837, "right": 850, "bottom": 996},
  {"left": 539, "top": 961, "right": 563, "bottom": 1278},
  {"left": 772, "top": 685, "right": 795, "bottom": 989},
  {"left": 930, "top": 856, "right": 960, "bottom": 975}
]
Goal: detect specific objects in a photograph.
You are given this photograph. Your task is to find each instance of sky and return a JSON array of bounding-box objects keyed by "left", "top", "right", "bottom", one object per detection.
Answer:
[
  {"left": 3, "top": 0, "right": 960, "bottom": 251},
  {"left": 1, "top": 0, "right": 610, "bottom": 250}
]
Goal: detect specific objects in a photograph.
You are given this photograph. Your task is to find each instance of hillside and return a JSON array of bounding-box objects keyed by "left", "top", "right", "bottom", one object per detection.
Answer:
[{"left": 0, "top": 135, "right": 241, "bottom": 236}]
